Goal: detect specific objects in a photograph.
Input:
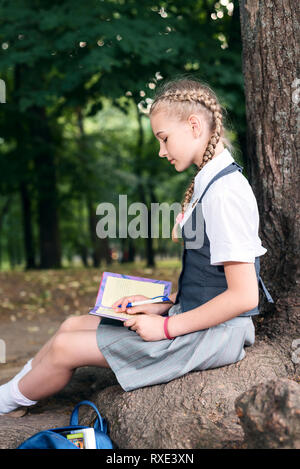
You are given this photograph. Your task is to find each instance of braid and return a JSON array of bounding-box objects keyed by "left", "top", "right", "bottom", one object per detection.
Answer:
[{"left": 150, "top": 79, "right": 225, "bottom": 243}]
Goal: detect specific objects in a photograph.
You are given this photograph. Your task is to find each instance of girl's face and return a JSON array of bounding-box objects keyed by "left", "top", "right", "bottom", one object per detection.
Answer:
[{"left": 150, "top": 111, "right": 210, "bottom": 171}]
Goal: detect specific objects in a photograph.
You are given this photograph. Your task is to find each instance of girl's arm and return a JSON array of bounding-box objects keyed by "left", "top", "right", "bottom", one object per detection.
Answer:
[
  {"left": 113, "top": 291, "right": 178, "bottom": 316},
  {"left": 167, "top": 262, "right": 259, "bottom": 338},
  {"left": 168, "top": 291, "right": 178, "bottom": 304}
]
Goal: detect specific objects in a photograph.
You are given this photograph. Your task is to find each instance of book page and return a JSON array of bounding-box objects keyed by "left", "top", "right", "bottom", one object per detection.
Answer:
[
  {"left": 102, "top": 277, "right": 166, "bottom": 307},
  {"left": 94, "top": 306, "right": 143, "bottom": 321}
]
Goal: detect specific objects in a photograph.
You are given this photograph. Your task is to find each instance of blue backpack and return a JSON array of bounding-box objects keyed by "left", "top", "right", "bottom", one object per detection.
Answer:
[{"left": 17, "top": 400, "right": 114, "bottom": 449}]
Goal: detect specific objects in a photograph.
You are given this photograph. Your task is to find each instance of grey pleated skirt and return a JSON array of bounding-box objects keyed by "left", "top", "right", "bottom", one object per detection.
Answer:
[{"left": 96, "top": 303, "right": 255, "bottom": 392}]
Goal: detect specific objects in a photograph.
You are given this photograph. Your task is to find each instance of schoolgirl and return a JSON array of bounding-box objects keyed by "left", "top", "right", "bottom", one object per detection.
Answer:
[{"left": 0, "top": 78, "right": 272, "bottom": 414}]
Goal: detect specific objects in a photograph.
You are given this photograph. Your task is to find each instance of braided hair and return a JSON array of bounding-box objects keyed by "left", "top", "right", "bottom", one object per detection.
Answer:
[{"left": 149, "top": 78, "right": 230, "bottom": 242}]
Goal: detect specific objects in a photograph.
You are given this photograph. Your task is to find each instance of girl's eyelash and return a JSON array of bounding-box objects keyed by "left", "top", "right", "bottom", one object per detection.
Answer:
[{"left": 163, "top": 137, "right": 168, "bottom": 143}]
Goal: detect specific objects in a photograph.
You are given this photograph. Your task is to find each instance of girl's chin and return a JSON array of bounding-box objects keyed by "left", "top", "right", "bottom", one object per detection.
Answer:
[{"left": 173, "top": 160, "right": 189, "bottom": 172}]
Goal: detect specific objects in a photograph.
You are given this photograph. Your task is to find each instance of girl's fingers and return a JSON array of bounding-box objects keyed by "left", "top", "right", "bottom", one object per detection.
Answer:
[
  {"left": 112, "top": 295, "right": 149, "bottom": 312},
  {"left": 111, "top": 297, "right": 126, "bottom": 309},
  {"left": 124, "top": 306, "right": 140, "bottom": 315},
  {"left": 120, "top": 297, "right": 142, "bottom": 312},
  {"left": 124, "top": 319, "right": 140, "bottom": 335},
  {"left": 112, "top": 298, "right": 128, "bottom": 311},
  {"left": 113, "top": 296, "right": 137, "bottom": 311},
  {"left": 122, "top": 298, "right": 132, "bottom": 310},
  {"left": 124, "top": 319, "right": 135, "bottom": 328}
]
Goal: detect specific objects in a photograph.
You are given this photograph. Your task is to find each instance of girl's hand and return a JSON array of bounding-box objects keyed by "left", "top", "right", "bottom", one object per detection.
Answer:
[
  {"left": 124, "top": 314, "right": 169, "bottom": 342},
  {"left": 111, "top": 295, "right": 172, "bottom": 316}
]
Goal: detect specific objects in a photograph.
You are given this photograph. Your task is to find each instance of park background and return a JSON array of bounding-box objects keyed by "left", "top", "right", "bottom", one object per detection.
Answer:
[
  {"left": 0, "top": 0, "right": 299, "bottom": 450},
  {"left": 0, "top": 0, "right": 245, "bottom": 271}
]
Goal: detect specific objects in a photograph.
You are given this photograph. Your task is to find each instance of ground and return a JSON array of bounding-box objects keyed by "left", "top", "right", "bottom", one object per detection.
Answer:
[
  {"left": 0, "top": 260, "right": 299, "bottom": 449},
  {"left": 0, "top": 261, "right": 180, "bottom": 448}
]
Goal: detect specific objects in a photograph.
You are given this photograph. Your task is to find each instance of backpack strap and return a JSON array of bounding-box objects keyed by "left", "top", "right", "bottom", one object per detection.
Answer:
[
  {"left": 259, "top": 276, "right": 274, "bottom": 303},
  {"left": 70, "top": 400, "right": 107, "bottom": 433}
]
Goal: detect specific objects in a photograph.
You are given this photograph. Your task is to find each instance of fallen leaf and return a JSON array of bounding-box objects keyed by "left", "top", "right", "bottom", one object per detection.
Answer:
[
  {"left": 27, "top": 326, "right": 40, "bottom": 333},
  {"left": 7, "top": 407, "right": 27, "bottom": 418}
]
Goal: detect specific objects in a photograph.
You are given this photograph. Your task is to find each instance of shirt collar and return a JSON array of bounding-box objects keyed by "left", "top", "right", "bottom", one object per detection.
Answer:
[
  {"left": 179, "top": 148, "right": 234, "bottom": 228},
  {"left": 193, "top": 148, "right": 234, "bottom": 200}
]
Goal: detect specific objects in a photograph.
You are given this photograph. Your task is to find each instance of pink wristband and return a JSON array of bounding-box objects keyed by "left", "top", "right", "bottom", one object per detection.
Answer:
[{"left": 164, "top": 316, "right": 174, "bottom": 340}]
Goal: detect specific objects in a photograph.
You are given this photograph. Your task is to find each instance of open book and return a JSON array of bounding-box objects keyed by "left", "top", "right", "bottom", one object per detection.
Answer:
[{"left": 89, "top": 271, "right": 172, "bottom": 321}]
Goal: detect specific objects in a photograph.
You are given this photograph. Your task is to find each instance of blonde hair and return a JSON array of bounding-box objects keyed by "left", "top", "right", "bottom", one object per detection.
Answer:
[{"left": 149, "top": 77, "right": 232, "bottom": 242}]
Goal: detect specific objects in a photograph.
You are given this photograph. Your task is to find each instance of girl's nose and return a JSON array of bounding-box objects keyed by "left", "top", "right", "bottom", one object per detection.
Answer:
[{"left": 159, "top": 146, "right": 167, "bottom": 158}]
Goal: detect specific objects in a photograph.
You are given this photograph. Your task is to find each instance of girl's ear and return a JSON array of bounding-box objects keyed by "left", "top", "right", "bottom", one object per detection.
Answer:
[{"left": 188, "top": 114, "right": 203, "bottom": 138}]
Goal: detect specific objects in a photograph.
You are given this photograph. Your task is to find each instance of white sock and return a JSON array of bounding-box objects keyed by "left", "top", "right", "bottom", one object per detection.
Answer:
[
  {"left": 12, "top": 358, "right": 33, "bottom": 382},
  {"left": 11, "top": 379, "right": 37, "bottom": 407},
  {"left": 0, "top": 358, "right": 37, "bottom": 415}
]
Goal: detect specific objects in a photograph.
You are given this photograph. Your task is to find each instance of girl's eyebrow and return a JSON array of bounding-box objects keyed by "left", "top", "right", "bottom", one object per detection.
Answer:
[{"left": 156, "top": 131, "right": 165, "bottom": 136}]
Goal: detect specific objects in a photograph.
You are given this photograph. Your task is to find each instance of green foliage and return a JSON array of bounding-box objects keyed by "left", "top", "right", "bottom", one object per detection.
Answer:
[{"left": 0, "top": 0, "right": 246, "bottom": 269}]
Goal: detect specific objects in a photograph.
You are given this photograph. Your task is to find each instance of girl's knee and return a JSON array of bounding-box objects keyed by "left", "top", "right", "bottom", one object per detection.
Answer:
[
  {"left": 59, "top": 315, "right": 83, "bottom": 333},
  {"left": 49, "top": 332, "right": 72, "bottom": 367}
]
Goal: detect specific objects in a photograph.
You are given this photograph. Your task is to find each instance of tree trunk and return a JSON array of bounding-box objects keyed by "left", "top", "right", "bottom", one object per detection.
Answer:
[
  {"left": 20, "top": 183, "right": 36, "bottom": 269},
  {"left": 87, "top": 196, "right": 102, "bottom": 268},
  {"left": 14, "top": 65, "right": 36, "bottom": 270},
  {"left": 0, "top": 196, "right": 11, "bottom": 232},
  {"left": 226, "top": 2, "right": 249, "bottom": 176},
  {"left": 76, "top": 108, "right": 110, "bottom": 268},
  {"left": 239, "top": 0, "right": 300, "bottom": 337},
  {"left": 128, "top": 238, "right": 135, "bottom": 262},
  {"left": 136, "top": 105, "right": 155, "bottom": 268},
  {"left": 31, "top": 106, "right": 61, "bottom": 269}
]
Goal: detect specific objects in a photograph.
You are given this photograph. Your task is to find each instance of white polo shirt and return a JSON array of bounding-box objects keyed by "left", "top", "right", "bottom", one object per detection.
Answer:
[{"left": 179, "top": 148, "right": 267, "bottom": 266}]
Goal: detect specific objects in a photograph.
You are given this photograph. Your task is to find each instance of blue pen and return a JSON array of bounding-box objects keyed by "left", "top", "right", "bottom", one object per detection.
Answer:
[{"left": 117, "top": 295, "right": 171, "bottom": 308}]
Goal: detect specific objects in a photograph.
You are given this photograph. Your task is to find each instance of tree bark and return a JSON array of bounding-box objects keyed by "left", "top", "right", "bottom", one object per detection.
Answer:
[
  {"left": 31, "top": 106, "right": 61, "bottom": 269},
  {"left": 76, "top": 108, "right": 110, "bottom": 268},
  {"left": 14, "top": 64, "right": 36, "bottom": 270},
  {"left": 0, "top": 196, "right": 11, "bottom": 232},
  {"left": 87, "top": 196, "right": 103, "bottom": 267},
  {"left": 20, "top": 183, "right": 36, "bottom": 269},
  {"left": 239, "top": 0, "right": 300, "bottom": 337},
  {"left": 136, "top": 105, "right": 155, "bottom": 268}
]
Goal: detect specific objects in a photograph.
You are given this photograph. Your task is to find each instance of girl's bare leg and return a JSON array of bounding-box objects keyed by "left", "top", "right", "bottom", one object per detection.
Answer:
[
  {"left": 19, "top": 326, "right": 110, "bottom": 401},
  {"left": 31, "top": 314, "right": 101, "bottom": 368},
  {"left": 0, "top": 315, "right": 106, "bottom": 414}
]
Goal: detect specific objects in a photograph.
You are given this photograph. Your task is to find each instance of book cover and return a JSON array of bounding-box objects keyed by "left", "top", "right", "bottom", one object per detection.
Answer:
[
  {"left": 65, "top": 428, "right": 97, "bottom": 449},
  {"left": 67, "top": 432, "right": 84, "bottom": 449},
  {"left": 89, "top": 271, "right": 172, "bottom": 321}
]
